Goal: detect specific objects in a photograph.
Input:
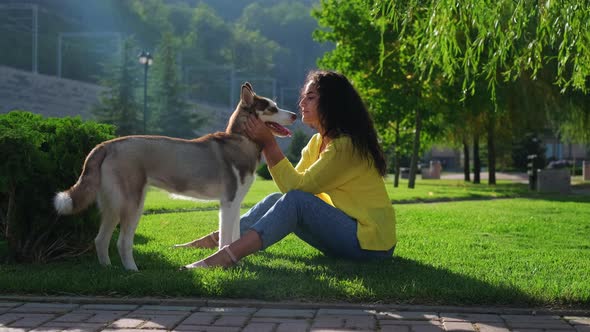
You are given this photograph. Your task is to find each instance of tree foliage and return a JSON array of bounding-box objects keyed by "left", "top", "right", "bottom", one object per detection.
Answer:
[
  {"left": 378, "top": 0, "right": 590, "bottom": 143},
  {"left": 92, "top": 36, "right": 142, "bottom": 136}
]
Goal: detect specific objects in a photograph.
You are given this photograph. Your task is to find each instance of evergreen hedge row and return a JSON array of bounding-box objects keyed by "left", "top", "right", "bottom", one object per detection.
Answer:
[{"left": 0, "top": 111, "right": 115, "bottom": 263}]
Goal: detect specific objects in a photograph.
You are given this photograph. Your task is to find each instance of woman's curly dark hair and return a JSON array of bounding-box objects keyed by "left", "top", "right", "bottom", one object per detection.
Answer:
[{"left": 302, "top": 70, "right": 387, "bottom": 176}]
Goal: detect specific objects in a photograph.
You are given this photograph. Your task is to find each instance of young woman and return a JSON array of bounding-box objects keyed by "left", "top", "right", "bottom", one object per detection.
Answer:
[{"left": 184, "top": 70, "right": 396, "bottom": 268}]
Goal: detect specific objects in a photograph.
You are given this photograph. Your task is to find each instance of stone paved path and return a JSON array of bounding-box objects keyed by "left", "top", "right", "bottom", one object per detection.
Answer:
[{"left": 0, "top": 297, "right": 589, "bottom": 331}]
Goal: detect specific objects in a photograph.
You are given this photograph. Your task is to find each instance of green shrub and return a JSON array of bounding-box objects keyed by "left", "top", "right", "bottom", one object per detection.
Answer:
[
  {"left": 256, "top": 163, "right": 272, "bottom": 180},
  {"left": 0, "top": 111, "right": 115, "bottom": 263}
]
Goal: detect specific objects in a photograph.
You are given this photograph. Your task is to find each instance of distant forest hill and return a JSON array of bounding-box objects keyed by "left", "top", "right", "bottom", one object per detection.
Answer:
[{"left": 0, "top": 0, "right": 332, "bottom": 108}]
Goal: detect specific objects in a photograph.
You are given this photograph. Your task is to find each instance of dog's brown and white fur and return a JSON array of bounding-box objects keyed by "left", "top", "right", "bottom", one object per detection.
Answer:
[{"left": 54, "top": 83, "right": 296, "bottom": 270}]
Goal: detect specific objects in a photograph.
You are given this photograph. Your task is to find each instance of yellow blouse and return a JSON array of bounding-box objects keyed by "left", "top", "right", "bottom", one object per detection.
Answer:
[{"left": 269, "top": 134, "right": 396, "bottom": 250}]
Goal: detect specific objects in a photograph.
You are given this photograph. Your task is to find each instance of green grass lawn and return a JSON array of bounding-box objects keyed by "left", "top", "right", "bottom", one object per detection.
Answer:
[{"left": 1, "top": 178, "right": 589, "bottom": 308}]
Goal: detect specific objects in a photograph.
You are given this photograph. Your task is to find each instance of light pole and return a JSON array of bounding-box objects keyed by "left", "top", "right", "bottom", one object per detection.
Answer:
[{"left": 138, "top": 51, "right": 153, "bottom": 134}]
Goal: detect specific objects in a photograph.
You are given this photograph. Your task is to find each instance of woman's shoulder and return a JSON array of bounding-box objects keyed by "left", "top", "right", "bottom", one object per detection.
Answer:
[{"left": 331, "top": 135, "right": 353, "bottom": 148}]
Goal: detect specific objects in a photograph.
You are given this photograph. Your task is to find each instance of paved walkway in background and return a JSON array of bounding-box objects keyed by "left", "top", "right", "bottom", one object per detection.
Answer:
[
  {"left": 1, "top": 296, "right": 589, "bottom": 332},
  {"left": 441, "top": 172, "right": 529, "bottom": 183}
]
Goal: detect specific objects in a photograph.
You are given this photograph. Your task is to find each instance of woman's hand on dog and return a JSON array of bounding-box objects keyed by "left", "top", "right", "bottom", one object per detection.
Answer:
[
  {"left": 245, "top": 114, "right": 275, "bottom": 148},
  {"left": 245, "top": 115, "right": 285, "bottom": 168}
]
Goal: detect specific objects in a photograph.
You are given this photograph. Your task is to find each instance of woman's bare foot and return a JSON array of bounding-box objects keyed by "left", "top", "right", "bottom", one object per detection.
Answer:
[
  {"left": 174, "top": 231, "right": 219, "bottom": 249},
  {"left": 181, "top": 231, "right": 263, "bottom": 270},
  {"left": 183, "top": 245, "right": 238, "bottom": 269}
]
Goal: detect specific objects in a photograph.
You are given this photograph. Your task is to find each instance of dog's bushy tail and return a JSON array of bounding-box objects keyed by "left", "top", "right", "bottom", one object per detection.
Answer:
[{"left": 54, "top": 144, "right": 107, "bottom": 215}]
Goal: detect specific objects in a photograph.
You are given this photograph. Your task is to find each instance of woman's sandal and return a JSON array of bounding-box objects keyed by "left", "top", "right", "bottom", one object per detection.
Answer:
[{"left": 182, "top": 245, "right": 239, "bottom": 269}]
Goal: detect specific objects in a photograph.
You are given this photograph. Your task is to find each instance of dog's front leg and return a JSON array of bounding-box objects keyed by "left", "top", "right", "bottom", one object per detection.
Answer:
[{"left": 218, "top": 199, "right": 241, "bottom": 248}]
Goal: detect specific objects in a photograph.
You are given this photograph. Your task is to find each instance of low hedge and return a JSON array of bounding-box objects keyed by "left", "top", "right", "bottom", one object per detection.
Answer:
[{"left": 0, "top": 111, "right": 115, "bottom": 263}]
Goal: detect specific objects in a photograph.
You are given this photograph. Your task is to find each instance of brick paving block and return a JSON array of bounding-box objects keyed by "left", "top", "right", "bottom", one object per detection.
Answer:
[
  {"left": 0, "top": 303, "right": 23, "bottom": 309},
  {"left": 380, "top": 325, "right": 411, "bottom": 332},
  {"left": 440, "top": 313, "right": 504, "bottom": 323},
  {"left": 85, "top": 310, "right": 129, "bottom": 324},
  {"left": 382, "top": 311, "right": 439, "bottom": 321},
  {"left": 250, "top": 317, "right": 309, "bottom": 324},
  {"left": 310, "top": 317, "right": 344, "bottom": 328},
  {"left": 253, "top": 308, "right": 315, "bottom": 319},
  {"left": 173, "top": 325, "right": 240, "bottom": 332},
  {"left": 134, "top": 315, "right": 187, "bottom": 329},
  {"left": 0, "top": 329, "right": 29, "bottom": 332},
  {"left": 131, "top": 309, "right": 192, "bottom": 316},
  {"left": 199, "top": 307, "right": 257, "bottom": 315},
  {"left": 211, "top": 314, "right": 249, "bottom": 327},
  {"left": 0, "top": 313, "right": 21, "bottom": 325},
  {"left": 241, "top": 322, "right": 276, "bottom": 332},
  {"left": 35, "top": 322, "right": 106, "bottom": 332},
  {"left": 506, "top": 320, "right": 574, "bottom": 330},
  {"left": 501, "top": 314, "right": 561, "bottom": 321},
  {"left": 475, "top": 322, "right": 511, "bottom": 332},
  {"left": 565, "top": 316, "right": 590, "bottom": 326},
  {"left": 411, "top": 326, "right": 445, "bottom": 332},
  {"left": 10, "top": 303, "right": 79, "bottom": 314},
  {"left": 108, "top": 318, "right": 144, "bottom": 329},
  {"left": 344, "top": 316, "right": 376, "bottom": 330},
  {"left": 53, "top": 312, "right": 94, "bottom": 322},
  {"left": 6, "top": 314, "right": 56, "bottom": 328},
  {"left": 137, "top": 305, "right": 196, "bottom": 312},
  {"left": 374, "top": 310, "right": 405, "bottom": 320},
  {"left": 316, "top": 308, "right": 373, "bottom": 317},
  {"left": 180, "top": 312, "right": 217, "bottom": 325},
  {"left": 379, "top": 320, "right": 443, "bottom": 327},
  {"left": 443, "top": 321, "right": 476, "bottom": 331},
  {"left": 80, "top": 304, "right": 139, "bottom": 311},
  {"left": 102, "top": 329, "right": 167, "bottom": 332},
  {"left": 276, "top": 322, "right": 310, "bottom": 332}
]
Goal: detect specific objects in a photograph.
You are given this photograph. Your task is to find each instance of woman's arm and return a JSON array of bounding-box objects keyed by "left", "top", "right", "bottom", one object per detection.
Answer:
[{"left": 270, "top": 137, "right": 361, "bottom": 194}]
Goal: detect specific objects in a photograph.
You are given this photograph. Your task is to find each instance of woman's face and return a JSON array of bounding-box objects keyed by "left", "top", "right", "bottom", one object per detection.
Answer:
[{"left": 299, "top": 81, "right": 321, "bottom": 131}]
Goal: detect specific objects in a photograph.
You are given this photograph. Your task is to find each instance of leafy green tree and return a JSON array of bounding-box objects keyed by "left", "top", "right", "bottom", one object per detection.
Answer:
[
  {"left": 313, "top": 0, "right": 447, "bottom": 188},
  {"left": 238, "top": 1, "right": 329, "bottom": 88},
  {"left": 377, "top": 0, "right": 590, "bottom": 182},
  {"left": 92, "top": 36, "right": 142, "bottom": 136},
  {"left": 286, "top": 130, "right": 309, "bottom": 164},
  {"left": 150, "top": 31, "right": 206, "bottom": 138}
]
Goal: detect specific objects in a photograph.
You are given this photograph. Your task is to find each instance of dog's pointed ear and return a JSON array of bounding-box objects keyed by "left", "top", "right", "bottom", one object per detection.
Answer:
[{"left": 241, "top": 83, "right": 255, "bottom": 106}]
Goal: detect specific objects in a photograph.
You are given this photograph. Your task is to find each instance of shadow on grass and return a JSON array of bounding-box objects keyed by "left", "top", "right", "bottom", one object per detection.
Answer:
[
  {"left": 2, "top": 235, "right": 588, "bottom": 310},
  {"left": 218, "top": 251, "right": 544, "bottom": 308}
]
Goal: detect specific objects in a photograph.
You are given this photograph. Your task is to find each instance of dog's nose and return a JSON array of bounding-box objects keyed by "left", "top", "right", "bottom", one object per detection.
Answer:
[{"left": 291, "top": 114, "right": 297, "bottom": 121}]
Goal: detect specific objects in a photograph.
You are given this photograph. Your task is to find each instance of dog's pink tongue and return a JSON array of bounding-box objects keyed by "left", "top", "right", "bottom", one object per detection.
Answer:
[{"left": 266, "top": 122, "right": 292, "bottom": 137}]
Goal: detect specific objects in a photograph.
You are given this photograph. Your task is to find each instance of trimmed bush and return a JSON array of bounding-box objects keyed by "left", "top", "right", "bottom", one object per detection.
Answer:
[
  {"left": 256, "top": 163, "right": 272, "bottom": 180},
  {"left": 0, "top": 111, "right": 115, "bottom": 263}
]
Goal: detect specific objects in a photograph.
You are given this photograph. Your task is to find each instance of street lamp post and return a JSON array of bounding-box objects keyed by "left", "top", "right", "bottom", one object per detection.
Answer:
[{"left": 138, "top": 51, "right": 153, "bottom": 134}]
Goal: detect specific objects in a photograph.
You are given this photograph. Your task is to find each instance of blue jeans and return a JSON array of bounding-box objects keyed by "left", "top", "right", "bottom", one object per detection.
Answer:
[{"left": 239, "top": 190, "right": 395, "bottom": 260}]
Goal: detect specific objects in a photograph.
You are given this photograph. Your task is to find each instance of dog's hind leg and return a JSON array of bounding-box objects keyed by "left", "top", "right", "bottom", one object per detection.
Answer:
[
  {"left": 117, "top": 187, "right": 146, "bottom": 271},
  {"left": 95, "top": 195, "right": 119, "bottom": 267}
]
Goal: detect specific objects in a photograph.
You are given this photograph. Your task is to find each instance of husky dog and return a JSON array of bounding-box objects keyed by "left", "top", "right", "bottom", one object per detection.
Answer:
[{"left": 54, "top": 83, "right": 296, "bottom": 270}]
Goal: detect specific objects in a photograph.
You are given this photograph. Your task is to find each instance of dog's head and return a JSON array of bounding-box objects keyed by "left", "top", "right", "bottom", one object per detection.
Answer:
[{"left": 239, "top": 82, "right": 296, "bottom": 137}]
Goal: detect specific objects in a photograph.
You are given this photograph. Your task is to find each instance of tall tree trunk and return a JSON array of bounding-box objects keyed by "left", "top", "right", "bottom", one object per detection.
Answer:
[
  {"left": 473, "top": 134, "right": 481, "bottom": 184},
  {"left": 463, "top": 137, "right": 471, "bottom": 182},
  {"left": 408, "top": 107, "right": 422, "bottom": 189},
  {"left": 487, "top": 116, "right": 497, "bottom": 185},
  {"left": 393, "top": 121, "right": 401, "bottom": 188}
]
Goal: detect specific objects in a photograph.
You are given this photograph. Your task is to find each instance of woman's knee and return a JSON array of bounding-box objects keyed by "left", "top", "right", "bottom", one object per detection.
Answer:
[
  {"left": 282, "top": 190, "right": 313, "bottom": 203},
  {"left": 263, "top": 192, "right": 283, "bottom": 203}
]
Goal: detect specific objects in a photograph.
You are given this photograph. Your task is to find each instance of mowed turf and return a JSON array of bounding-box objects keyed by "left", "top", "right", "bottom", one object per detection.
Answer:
[{"left": 0, "top": 178, "right": 588, "bottom": 308}]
